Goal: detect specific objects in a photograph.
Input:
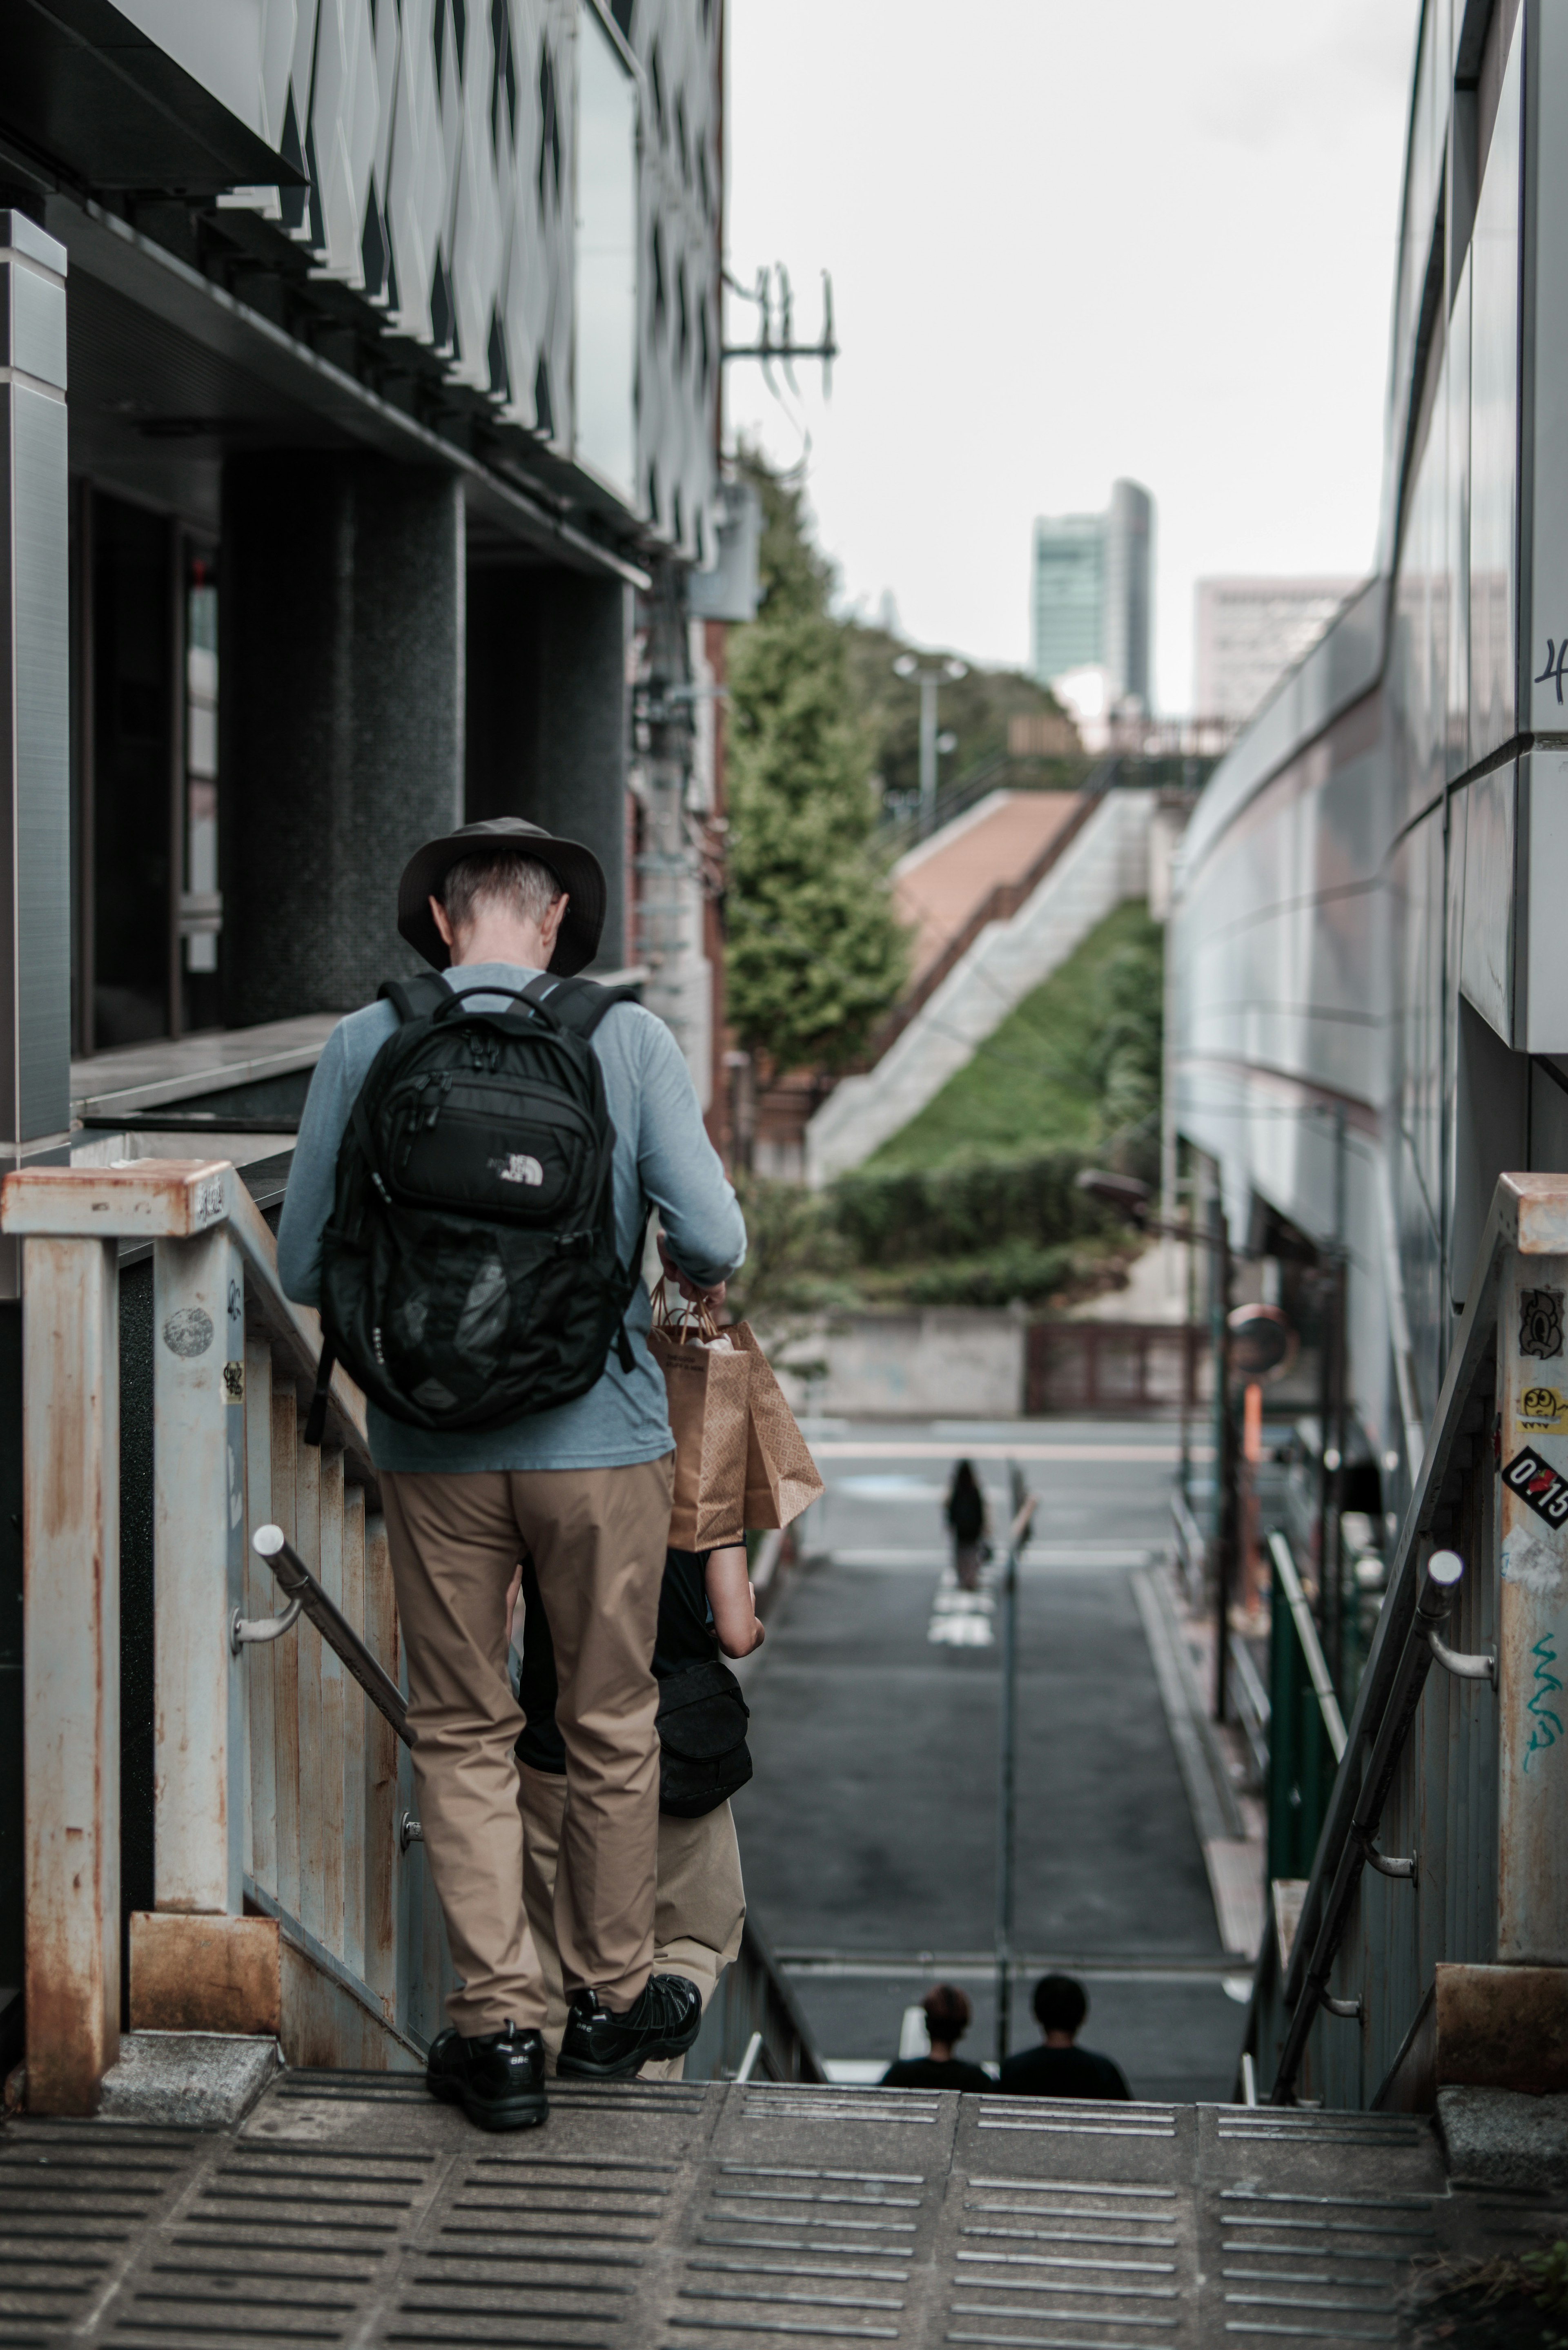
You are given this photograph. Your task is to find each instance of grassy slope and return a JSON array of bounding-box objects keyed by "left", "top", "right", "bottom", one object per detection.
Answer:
[{"left": 865, "top": 898, "right": 1159, "bottom": 1172}]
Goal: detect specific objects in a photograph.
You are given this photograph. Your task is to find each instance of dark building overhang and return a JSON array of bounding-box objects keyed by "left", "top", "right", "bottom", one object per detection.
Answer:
[{"left": 0, "top": 0, "right": 301, "bottom": 195}]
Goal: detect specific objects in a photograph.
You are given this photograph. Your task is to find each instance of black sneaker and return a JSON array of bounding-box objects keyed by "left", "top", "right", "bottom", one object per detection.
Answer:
[
  {"left": 557, "top": 1975, "right": 703, "bottom": 2080},
  {"left": 427, "top": 2022, "right": 548, "bottom": 2130}
]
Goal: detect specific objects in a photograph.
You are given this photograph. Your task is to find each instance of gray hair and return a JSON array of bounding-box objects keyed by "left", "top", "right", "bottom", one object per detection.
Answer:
[{"left": 442, "top": 848, "right": 563, "bottom": 937}]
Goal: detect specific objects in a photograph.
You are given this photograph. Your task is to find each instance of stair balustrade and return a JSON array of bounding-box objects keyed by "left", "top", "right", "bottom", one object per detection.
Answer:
[
  {"left": 6, "top": 1155, "right": 824, "bottom": 2114},
  {"left": 1244, "top": 1172, "right": 1568, "bottom": 2109}
]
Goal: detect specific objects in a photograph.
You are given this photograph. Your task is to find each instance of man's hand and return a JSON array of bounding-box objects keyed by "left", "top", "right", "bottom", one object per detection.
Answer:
[{"left": 657, "top": 1231, "right": 726, "bottom": 1314}]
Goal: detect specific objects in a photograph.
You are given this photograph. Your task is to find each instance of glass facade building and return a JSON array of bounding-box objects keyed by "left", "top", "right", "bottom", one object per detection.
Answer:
[
  {"left": 1031, "top": 512, "right": 1104, "bottom": 682},
  {"left": 1030, "top": 478, "right": 1154, "bottom": 711},
  {"left": 1169, "top": 0, "right": 1553, "bottom": 1488},
  {"left": 1165, "top": 0, "right": 1568, "bottom": 2111}
]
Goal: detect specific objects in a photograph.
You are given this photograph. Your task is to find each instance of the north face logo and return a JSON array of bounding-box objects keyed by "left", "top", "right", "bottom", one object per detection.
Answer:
[{"left": 491, "top": 1153, "right": 544, "bottom": 1186}]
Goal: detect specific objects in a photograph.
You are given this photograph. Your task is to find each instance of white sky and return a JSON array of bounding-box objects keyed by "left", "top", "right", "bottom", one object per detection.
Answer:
[{"left": 723, "top": 0, "right": 1423, "bottom": 715}]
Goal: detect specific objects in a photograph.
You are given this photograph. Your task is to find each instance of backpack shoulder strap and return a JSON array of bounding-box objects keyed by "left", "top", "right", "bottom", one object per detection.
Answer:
[
  {"left": 379, "top": 973, "right": 450, "bottom": 1023},
  {"left": 532, "top": 975, "right": 643, "bottom": 1040}
]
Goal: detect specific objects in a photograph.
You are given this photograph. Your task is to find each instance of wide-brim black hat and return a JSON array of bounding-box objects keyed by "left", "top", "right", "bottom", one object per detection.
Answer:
[{"left": 397, "top": 818, "right": 607, "bottom": 976}]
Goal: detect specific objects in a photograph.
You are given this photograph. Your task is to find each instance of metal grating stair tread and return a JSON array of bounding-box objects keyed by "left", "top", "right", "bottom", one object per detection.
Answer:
[{"left": 2, "top": 2081, "right": 1564, "bottom": 2347}]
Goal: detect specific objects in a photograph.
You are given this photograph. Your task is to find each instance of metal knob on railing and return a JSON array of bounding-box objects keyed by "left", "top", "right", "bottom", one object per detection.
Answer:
[
  {"left": 1421, "top": 1550, "right": 1498, "bottom": 1686},
  {"left": 231, "top": 1592, "right": 304, "bottom": 1654}
]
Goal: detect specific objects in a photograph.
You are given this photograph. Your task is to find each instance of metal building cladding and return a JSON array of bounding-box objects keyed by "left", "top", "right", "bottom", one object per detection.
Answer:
[
  {"left": 0, "top": 0, "right": 729, "bottom": 2067},
  {"left": 1169, "top": 0, "right": 1568, "bottom": 1533},
  {"left": 0, "top": 0, "right": 725, "bottom": 1058},
  {"left": 1169, "top": 0, "right": 1568, "bottom": 2107}
]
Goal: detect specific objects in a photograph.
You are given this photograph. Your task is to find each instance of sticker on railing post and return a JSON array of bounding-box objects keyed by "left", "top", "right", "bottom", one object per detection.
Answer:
[
  {"left": 1520, "top": 1287, "right": 1565, "bottom": 1358},
  {"left": 1520, "top": 1385, "right": 1568, "bottom": 1434},
  {"left": 1502, "top": 1448, "right": 1568, "bottom": 1527}
]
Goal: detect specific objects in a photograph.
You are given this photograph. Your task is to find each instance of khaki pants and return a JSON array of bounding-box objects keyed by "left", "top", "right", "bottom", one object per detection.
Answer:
[
  {"left": 381, "top": 1456, "right": 673, "bottom": 2037},
  {"left": 519, "top": 1763, "right": 746, "bottom": 2079}
]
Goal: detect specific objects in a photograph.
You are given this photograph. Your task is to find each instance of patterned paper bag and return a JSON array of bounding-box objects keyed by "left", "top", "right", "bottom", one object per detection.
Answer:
[
  {"left": 727, "top": 1322, "right": 825, "bottom": 1531},
  {"left": 647, "top": 1289, "right": 753, "bottom": 1549}
]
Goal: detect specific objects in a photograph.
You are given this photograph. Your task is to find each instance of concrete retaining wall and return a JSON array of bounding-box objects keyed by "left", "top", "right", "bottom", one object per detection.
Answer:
[
  {"left": 774, "top": 1310, "right": 1027, "bottom": 1419},
  {"left": 806, "top": 788, "right": 1155, "bottom": 1185}
]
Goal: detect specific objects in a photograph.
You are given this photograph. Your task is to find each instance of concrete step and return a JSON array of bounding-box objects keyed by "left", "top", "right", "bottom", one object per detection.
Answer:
[{"left": 2, "top": 2075, "right": 1564, "bottom": 2348}]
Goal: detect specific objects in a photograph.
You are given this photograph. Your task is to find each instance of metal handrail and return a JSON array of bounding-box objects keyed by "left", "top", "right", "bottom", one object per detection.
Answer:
[
  {"left": 1273, "top": 1179, "right": 1529, "bottom": 2048},
  {"left": 994, "top": 1486, "right": 1040, "bottom": 2064},
  {"left": 1270, "top": 1551, "right": 1466, "bottom": 2083},
  {"left": 1267, "top": 1530, "right": 1347, "bottom": 1764},
  {"left": 1228, "top": 1630, "right": 1271, "bottom": 1786},
  {"left": 243, "top": 1524, "right": 410, "bottom": 1744},
  {"left": 1260, "top": 1175, "right": 1556, "bottom": 2102}
]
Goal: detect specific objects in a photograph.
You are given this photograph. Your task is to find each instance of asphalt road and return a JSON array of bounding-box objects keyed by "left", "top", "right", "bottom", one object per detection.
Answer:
[{"left": 730, "top": 1416, "right": 1247, "bottom": 2100}]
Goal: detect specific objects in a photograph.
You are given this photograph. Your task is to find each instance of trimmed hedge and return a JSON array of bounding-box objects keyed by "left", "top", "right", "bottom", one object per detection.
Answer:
[{"left": 830, "top": 1145, "right": 1115, "bottom": 1266}]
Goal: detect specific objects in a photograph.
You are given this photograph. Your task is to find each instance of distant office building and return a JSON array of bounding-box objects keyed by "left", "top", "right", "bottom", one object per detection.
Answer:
[
  {"left": 1031, "top": 513, "right": 1104, "bottom": 683},
  {"left": 1194, "top": 577, "right": 1362, "bottom": 720},
  {"left": 1030, "top": 480, "right": 1155, "bottom": 718}
]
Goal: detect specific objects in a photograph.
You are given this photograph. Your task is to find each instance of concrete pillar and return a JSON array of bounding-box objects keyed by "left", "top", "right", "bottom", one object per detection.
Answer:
[
  {"left": 466, "top": 566, "right": 629, "bottom": 967},
  {"left": 0, "top": 213, "right": 70, "bottom": 1149},
  {"left": 221, "top": 456, "right": 464, "bottom": 1023}
]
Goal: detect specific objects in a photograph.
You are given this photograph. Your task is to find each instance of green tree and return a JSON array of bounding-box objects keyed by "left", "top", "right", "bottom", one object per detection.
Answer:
[{"left": 724, "top": 459, "right": 908, "bottom": 1075}]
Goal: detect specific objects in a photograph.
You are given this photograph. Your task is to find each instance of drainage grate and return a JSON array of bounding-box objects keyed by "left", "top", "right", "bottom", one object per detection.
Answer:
[
  {"left": 667, "top": 2160, "right": 928, "bottom": 2347},
  {"left": 977, "top": 2098, "right": 1179, "bottom": 2141},
  {"left": 1213, "top": 2185, "right": 1437, "bottom": 2344},
  {"left": 0, "top": 2119, "right": 203, "bottom": 2349},
  {"left": 945, "top": 2172, "right": 1187, "bottom": 2350},
  {"left": 107, "top": 2136, "right": 437, "bottom": 2348},
  {"left": 1217, "top": 2109, "right": 1425, "bottom": 2151},
  {"left": 742, "top": 2090, "right": 941, "bottom": 2128}
]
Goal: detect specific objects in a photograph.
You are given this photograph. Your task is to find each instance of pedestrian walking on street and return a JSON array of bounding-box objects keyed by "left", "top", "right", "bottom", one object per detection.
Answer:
[
  {"left": 277, "top": 818, "right": 746, "bottom": 2131},
  {"left": 946, "top": 1460, "right": 989, "bottom": 1591},
  {"left": 882, "top": 1985, "right": 993, "bottom": 2092},
  {"left": 514, "top": 1542, "right": 764, "bottom": 2078},
  {"left": 999, "top": 1973, "right": 1132, "bottom": 2100}
]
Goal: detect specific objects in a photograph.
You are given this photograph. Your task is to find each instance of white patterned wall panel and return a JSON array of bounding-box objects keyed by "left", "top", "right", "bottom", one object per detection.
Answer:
[
  {"left": 256, "top": 0, "right": 299, "bottom": 150},
  {"left": 308, "top": 0, "right": 381, "bottom": 286},
  {"left": 385, "top": 0, "right": 450, "bottom": 346},
  {"left": 448, "top": 2, "right": 506, "bottom": 392},
  {"left": 621, "top": 0, "right": 720, "bottom": 558},
  {"left": 155, "top": 0, "right": 718, "bottom": 550},
  {"left": 494, "top": 0, "right": 575, "bottom": 442}
]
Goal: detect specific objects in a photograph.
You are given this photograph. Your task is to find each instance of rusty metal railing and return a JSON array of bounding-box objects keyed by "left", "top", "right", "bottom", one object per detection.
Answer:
[{"left": 2, "top": 1158, "right": 448, "bottom": 2112}]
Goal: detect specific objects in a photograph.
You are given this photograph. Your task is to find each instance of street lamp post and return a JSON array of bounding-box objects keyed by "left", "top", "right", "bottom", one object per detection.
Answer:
[{"left": 893, "top": 652, "right": 968, "bottom": 836}]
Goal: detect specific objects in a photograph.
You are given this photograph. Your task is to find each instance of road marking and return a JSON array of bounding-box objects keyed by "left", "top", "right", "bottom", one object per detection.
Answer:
[
  {"left": 811, "top": 1442, "right": 1188, "bottom": 1463},
  {"left": 828, "top": 1548, "right": 1158, "bottom": 1569}
]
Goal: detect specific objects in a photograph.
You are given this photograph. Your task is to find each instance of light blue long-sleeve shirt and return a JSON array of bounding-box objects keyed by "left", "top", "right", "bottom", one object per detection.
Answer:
[{"left": 275, "top": 962, "right": 746, "bottom": 1474}]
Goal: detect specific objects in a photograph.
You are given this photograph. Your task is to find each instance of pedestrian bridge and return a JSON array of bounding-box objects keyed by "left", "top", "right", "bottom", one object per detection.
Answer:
[
  {"left": 9, "top": 1159, "right": 1568, "bottom": 2347},
  {"left": 0, "top": 2071, "right": 1545, "bottom": 2348}
]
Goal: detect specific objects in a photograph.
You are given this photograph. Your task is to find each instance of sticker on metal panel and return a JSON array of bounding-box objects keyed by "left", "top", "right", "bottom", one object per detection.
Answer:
[
  {"left": 192, "top": 1175, "right": 227, "bottom": 1226},
  {"left": 1502, "top": 1446, "right": 1568, "bottom": 1528},
  {"left": 163, "top": 1307, "right": 214, "bottom": 1358},
  {"left": 223, "top": 1359, "right": 245, "bottom": 1402},
  {"left": 1520, "top": 1385, "right": 1568, "bottom": 1433},
  {"left": 1520, "top": 1287, "right": 1565, "bottom": 1359}
]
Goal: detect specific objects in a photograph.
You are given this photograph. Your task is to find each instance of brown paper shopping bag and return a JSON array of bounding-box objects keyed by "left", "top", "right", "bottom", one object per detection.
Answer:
[
  {"left": 728, "top": 1322, "right": 825, "bottom": 1531},
  {"left": 647, "top": 1288, "right": 753, "bottom": 1549}
]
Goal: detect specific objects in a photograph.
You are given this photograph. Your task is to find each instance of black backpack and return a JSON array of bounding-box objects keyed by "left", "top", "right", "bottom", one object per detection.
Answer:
[{"left": 305, "top": 972, "right": 641, "bottom": 1440}]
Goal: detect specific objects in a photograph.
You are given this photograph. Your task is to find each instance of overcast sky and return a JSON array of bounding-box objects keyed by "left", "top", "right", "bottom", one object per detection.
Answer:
[{"left": 723, "top": 0, "right": 1423, "bottom": 715}]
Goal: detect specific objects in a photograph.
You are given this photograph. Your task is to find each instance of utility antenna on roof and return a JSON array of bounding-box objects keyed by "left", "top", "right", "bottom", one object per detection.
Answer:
[{"left": 722, "top": 263, "right": 838, "bottom": 394}]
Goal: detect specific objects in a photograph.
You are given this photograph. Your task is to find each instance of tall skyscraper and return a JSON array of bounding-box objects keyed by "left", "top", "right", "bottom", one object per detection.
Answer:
[{"left": 1030, "top": 479, "right": 1156, "bottom": 716}]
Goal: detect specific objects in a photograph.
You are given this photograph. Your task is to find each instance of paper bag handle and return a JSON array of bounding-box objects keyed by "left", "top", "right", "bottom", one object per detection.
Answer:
[{"left": 651, "top": 1275, "right": 721, "bottom": 1344}]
